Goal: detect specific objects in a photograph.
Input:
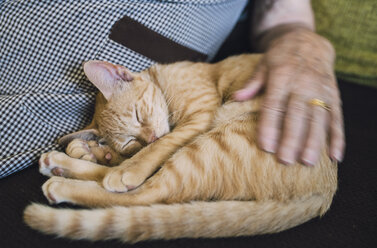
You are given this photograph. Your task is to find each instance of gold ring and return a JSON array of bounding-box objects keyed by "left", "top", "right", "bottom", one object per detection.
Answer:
[{"left": 309, "top": 98, "right": 331, "bottom": 111}]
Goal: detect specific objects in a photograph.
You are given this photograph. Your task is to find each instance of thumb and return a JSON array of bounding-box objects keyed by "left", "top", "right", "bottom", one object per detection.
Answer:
[{"left": 233, "top": 64, "right": 266, "bottom": 101}]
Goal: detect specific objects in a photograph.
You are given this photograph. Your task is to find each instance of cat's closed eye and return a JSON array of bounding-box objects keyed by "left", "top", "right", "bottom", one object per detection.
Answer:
[
  {"left": 135, "top": 109, "right": 142, "bottom": 124},
  {"left": 122, "top": 136, "right": 136, "bottom": 149},
  {"left": 98, "top": 139, "right": 107, "bottom": 146}
]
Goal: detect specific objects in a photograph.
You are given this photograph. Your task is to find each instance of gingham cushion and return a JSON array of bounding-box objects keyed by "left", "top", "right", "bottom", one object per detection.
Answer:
[{"left": 0, "top": 0, "right": 247, "bottom": 178}]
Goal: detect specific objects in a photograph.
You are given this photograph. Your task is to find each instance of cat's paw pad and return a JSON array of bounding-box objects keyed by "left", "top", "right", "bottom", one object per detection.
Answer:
[
  {"left": 42, "top": 177, "right": 69, "bottom": 204},
  {"left": 66, "top": 139, "right": 96, "bottom": 162},
  {"left": 39, "top": 151, "right": 69, "bottom": 177},
  {"left": 102, "top": 167, "right": 145, "bottom": 193}
]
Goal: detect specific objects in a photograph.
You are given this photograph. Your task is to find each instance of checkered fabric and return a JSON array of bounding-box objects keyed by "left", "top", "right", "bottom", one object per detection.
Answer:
[{"left": 0, "top": 0, "right": 248, "bottom": 178}]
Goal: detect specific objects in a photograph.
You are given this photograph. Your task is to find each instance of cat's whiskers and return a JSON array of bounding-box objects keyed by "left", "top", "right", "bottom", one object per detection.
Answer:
[
  {"left": 167, "top": 110, "right": 183, "bottom": 118},
  {"left": 164, "top": 92, "right": 178, "bottom": 107}
]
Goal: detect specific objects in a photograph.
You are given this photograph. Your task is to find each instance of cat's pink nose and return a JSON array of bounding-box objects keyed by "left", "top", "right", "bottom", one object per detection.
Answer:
[{"left": 148, "top": 134, "right": 158, "bottom": 144}]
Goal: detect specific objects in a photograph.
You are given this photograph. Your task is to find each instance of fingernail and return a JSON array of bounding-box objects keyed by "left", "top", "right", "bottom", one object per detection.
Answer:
[
  {"left": 301, "top": 158, "right": 315, "bottom": 167},
  {"left": 278, "top": 156, "right": 294, "bottom": 165},
  {"left": 277, "top": 147, "right": 296, "bottom": 165},
  {"left": 331, "top": 150, "right": 343, "bottom": 162},
  {"left": 261, "top": 140, "right": 277, "bottom": 153},
  {"left": 301, "top": 150, "right": 317, "bottom": 166}
]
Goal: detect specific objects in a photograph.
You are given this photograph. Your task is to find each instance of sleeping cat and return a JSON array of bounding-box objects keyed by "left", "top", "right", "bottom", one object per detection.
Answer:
[{"left": 24, "top": 54, "right": 337, "bottom": 243}]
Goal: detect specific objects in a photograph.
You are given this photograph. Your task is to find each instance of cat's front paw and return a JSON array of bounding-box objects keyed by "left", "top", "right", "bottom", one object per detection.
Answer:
[
  {"left": 102, "top": 165, "right": 146, "bottom": 193},
  {"left": 42, "top": 177, "right": 69, "bottom": 204},
  {"left": 39, "top": 151, "right": 71, "bottom": 177},
  {"left": 42, "top": 177, "right": 100, "bottom": 205},
  {"left": 66, "top": 139, "right": 96, "bottom": 162}
]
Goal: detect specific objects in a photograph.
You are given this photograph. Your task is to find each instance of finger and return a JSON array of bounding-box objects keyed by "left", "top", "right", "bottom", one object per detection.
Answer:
[
  {"left": 277, "top": 94, "right": 309, "bottom": 165},
  {"left": 300, "top": 102, "right": 329, "bottom": 166},
  {"left": 233, "top": 64, "right": 266, "bottom": 101},
  {"left": 257, "top": 69, "right": 292, "bottom": 153},
  {"left": 329, "top": 100, "right": 345, "bottom": 162}
]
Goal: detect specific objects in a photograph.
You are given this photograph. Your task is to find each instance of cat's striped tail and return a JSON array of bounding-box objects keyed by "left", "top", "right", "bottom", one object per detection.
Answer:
[{"left": 24, "top": 195, "right": 331, "bottom": 243}]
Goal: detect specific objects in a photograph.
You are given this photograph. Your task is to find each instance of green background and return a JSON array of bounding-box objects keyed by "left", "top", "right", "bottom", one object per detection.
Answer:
[{"left": 312, "top": 0, "right": 377, "bottom": 87}]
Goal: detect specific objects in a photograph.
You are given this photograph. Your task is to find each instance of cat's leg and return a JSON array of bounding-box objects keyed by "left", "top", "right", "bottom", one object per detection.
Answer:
[
  {"left": 41, "top": 126, "right": 257, "bottom": 208},
  {"left": 41, "top": 143, "right": 221, "bottom": 207},
  {"left": 41, "top": 176, "right": 165, "bottom": 207},
  {"left": 66, "top": 139, "right": 123, "bottom": 166},
  {"left": 40, "top": 118, "right": 258, "bottom": 208},
  {"left": 39, "top": 151, "right": 110, "bottom": 181},
  {"left": 65, "top": 139, "right": 97, "bottom": 162}
]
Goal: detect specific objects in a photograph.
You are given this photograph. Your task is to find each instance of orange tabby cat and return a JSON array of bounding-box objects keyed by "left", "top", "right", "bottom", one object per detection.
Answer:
[{"left": 24, "top": 54, "right": 337, "bottom": 243}]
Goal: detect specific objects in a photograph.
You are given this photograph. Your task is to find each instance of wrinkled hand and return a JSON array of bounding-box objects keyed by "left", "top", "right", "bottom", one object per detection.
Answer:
[{"left": 235, "top": 28, "right": 345, "bottom": 165}]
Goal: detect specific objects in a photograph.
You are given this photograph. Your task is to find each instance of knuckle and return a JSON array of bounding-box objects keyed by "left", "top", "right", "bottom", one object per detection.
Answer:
[
  {"left": 332, "top": 97, "right": 343, "bottom": 109},
  {"left": 262, "top": 92, "right": 286, "bottom": 113},
  {"left": 288, "top": 99, "right": 306, "bottom": 116},
  {"left": 262, "top": 103, "right": 285, "bottom": 115},
  {"left": 287, "top": 112, "right": 305, "bottom": 124},
  {"left": 320, "top": 82, "right": 335, "bottom": 97},
  {"left": 331, "top": 112, "right": 345, "bottom": 129},
  {"left": 309, "top": 106, "right": 327, "bottom": 122},
  {"left": 267, "top": 83, "right": 288, "bottom": 95}
]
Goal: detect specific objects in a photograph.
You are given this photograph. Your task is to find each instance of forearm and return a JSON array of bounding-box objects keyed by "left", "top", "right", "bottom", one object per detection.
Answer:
[{"left": 250, "top": 0, "right": 315, "bottom": 51}]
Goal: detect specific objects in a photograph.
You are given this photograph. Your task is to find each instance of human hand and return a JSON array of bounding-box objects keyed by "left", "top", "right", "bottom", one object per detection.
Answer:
[{"left": 235, "top": 28, "right": 345, "bottom": 165}]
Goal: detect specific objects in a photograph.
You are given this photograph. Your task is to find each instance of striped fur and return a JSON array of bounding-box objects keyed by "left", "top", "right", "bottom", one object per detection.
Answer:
[{"left": 24, "top": 54, "right": 337, "bottom": 242}]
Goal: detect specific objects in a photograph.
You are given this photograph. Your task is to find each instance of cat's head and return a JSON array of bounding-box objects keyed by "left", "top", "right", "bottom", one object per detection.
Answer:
[{"left": 61, "top": 61, "right": 170, "bottom": 159}]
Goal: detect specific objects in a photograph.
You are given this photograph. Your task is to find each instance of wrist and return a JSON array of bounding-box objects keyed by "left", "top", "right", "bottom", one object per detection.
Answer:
[{"left": 251, "top": 22, "right": 313, "bottom": 52}]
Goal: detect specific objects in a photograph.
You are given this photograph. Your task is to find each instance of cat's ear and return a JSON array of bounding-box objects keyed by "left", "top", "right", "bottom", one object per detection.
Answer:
[
  {"left": 58, "top": 129, "right": 100, "bottom": 147},
  {"left": 83, "top": 60, "right": 134, "bottom": 100}
]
